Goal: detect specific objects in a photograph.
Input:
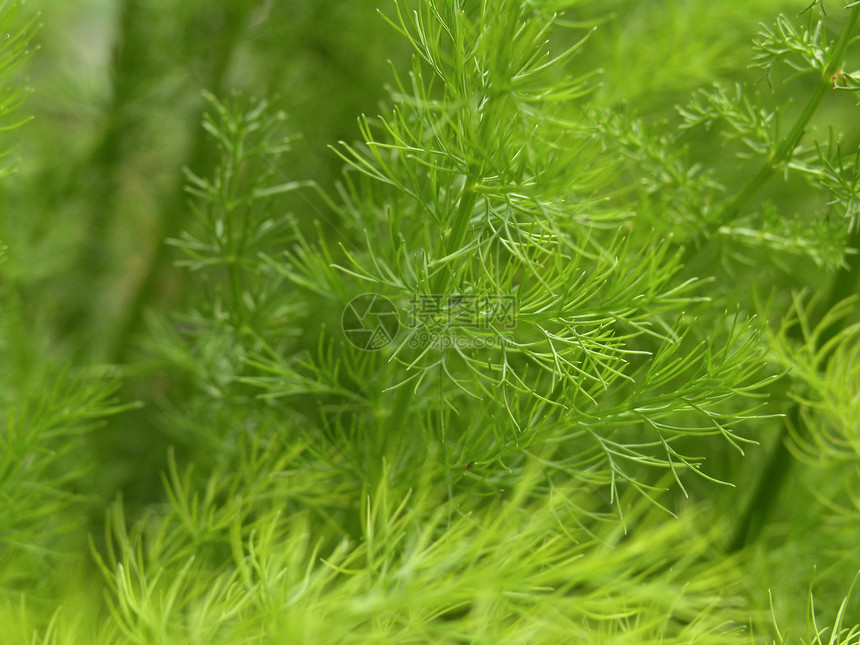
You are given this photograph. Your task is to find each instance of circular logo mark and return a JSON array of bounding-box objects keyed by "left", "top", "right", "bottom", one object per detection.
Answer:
[{"left": 341, "top": 294, "right": 399, "bottom": 351}]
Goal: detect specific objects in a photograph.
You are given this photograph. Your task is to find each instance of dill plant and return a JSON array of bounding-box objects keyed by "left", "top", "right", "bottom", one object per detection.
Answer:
[{"left": 2, "top": 0, "right": 860, "bottom": 643}]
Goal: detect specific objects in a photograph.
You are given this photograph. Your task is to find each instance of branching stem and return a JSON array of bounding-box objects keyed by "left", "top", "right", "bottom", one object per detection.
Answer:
[{"left": 711, "top": 6, "right": 860, "bottom": 233}]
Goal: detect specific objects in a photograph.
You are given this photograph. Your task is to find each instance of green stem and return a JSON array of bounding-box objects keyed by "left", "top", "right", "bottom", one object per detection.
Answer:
[
  {"left": 225, "top": 133, "right": 247, "bottom": 329},
  {"left": 430, "top": 180, "right": 479, "bottom": 294},
  {"left": 726, "top": 414, "right": 793, "bottom": 553}
]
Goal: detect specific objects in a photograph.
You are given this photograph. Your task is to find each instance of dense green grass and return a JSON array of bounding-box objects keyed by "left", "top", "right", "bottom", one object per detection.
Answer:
[{"left": 1, "top": 0, "right": 860, "bottom": 642}]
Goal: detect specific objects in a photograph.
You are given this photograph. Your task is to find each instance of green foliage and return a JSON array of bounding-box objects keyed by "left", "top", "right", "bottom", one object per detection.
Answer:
[
  {"left": 2, "top": 0, "right": 860, "bottom": 643},
  {"left": 0, "top": 0, "right": 36, "bottom": 176},
  {"left": 80, "top": 458, "right": 753, "bottom": 644}
]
